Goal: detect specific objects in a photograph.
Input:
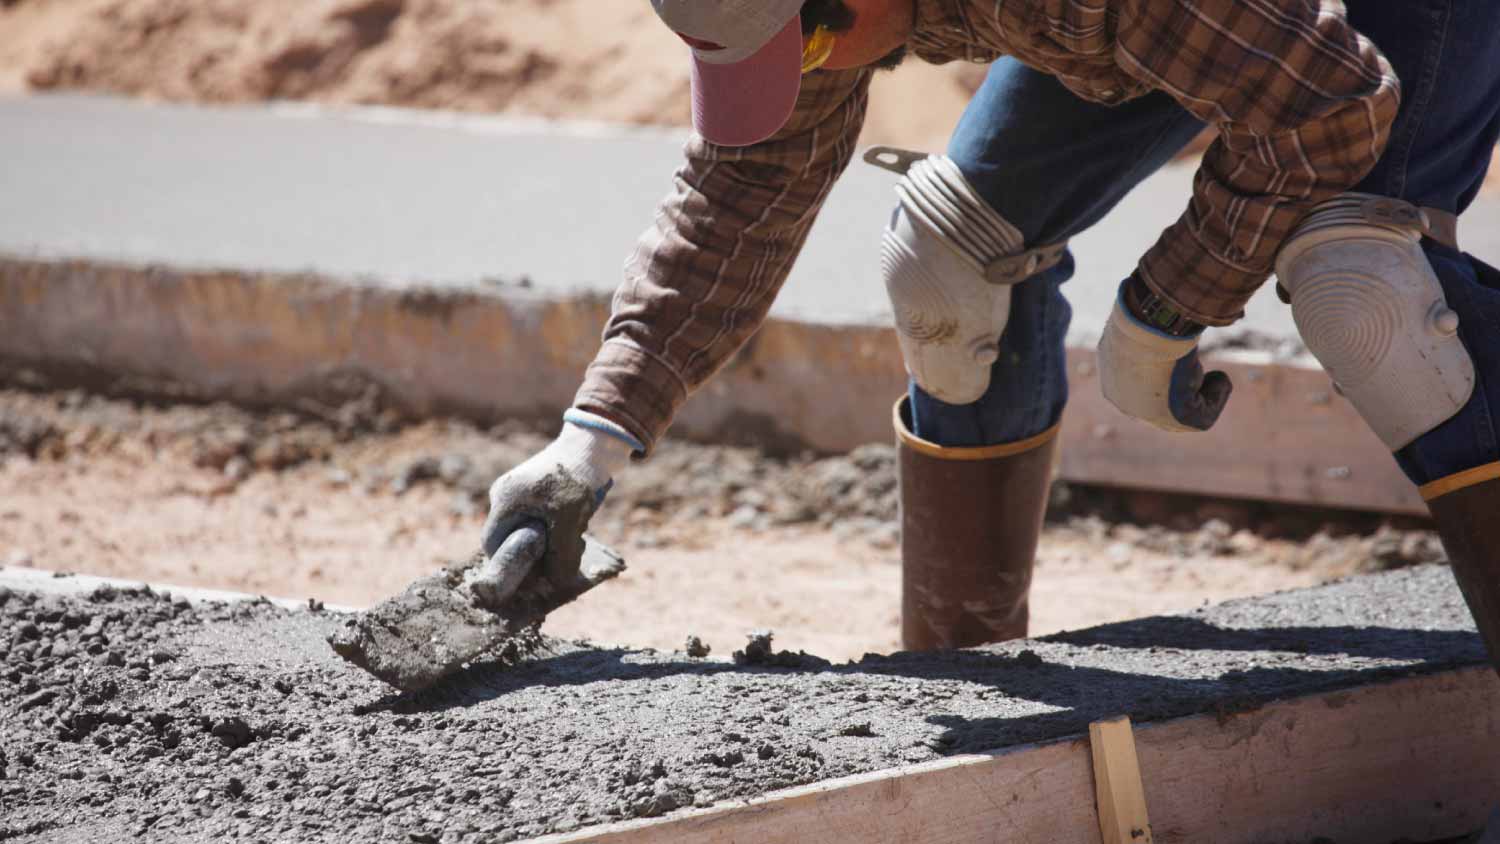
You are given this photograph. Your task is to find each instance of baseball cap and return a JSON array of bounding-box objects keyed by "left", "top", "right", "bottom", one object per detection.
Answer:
[{"left": 650, "top": 0, "right": 806, "bottom": 146}]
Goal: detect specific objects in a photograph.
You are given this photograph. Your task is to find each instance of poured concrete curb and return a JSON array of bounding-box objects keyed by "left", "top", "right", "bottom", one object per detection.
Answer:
[
  {"left": 3, "top": 564, "right": 1497, "bottom": 842},
  {"left": 532, "top": 665, "right": 1500, "bottom": 844},
  {"left": 0, "top": 255, "right": 1427, "bottom": 514},
  {"left": 0, "top": 256, "right": 908, "bottom": 454}
]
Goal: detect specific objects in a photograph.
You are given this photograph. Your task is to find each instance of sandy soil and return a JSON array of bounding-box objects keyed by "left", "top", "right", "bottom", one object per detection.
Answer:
[
  {"left": 1, "top": 0, "right": 1492, "bottom": 196},
  {"left": 0, "top": 387, "right": 1443, "bottom": 662},
  {"left": 2, "top": 0, "right": 1495, "bottom": 197},
  {"left": 0, "top": 0, "right": 978, "bottom": 152}
]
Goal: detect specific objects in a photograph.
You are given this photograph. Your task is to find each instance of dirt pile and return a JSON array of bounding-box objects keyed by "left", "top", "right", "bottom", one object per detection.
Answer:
[
  {"left": 0, "top": 380, "right": 897, "bottom": 537},
  {"left": 0, "top": 405, "right": 58, "bottom": 458},
  {"left": 0, "top": 379, "right": 1443, "bottom": 565},
  {"left": 0, "top": 378, "right": 1450, "bottom": 661},
  {"left": 0, "top": 566, "right": 1485, "bottom": 841},
  {"left": 2, "top": 0, "right": 1496, "bottom": 195},
  {"left": 0, "top": 0, "right": 982, "bottom": 151},
  {"left": 7, "top": 0, "right": 690, "bottom": 123}
]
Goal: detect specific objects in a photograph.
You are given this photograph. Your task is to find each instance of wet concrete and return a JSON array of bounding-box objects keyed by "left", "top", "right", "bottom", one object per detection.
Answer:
[
  {"left": 0, "top": 565, "right": 1485, "bottom": 842},
  {"left": 329, "top": 538, "right": 626, "bottom": 692}
]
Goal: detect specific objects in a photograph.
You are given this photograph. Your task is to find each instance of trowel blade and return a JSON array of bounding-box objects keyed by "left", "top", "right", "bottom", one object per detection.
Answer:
[{"left": 327, "top": 537, "right": 625, "bottom": 692}]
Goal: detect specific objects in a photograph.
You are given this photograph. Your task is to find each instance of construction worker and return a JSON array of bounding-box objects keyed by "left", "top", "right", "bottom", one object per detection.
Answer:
[{"left": 478, "top": 0, "right": 1500, "bottom": 669}]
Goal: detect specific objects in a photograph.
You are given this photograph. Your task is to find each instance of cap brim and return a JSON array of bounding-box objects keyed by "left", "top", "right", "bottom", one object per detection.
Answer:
[{"left": 689, "top": 17, "right": 802, "bottom": 147}]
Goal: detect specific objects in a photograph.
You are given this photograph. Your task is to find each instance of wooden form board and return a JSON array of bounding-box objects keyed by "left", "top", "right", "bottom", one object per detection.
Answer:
[
  {"left": 1060, "top": 348, "right": 1428, "bottom": 516},
  {"left": 527, "top": 666, "right": 1500, "bottom": 844}
]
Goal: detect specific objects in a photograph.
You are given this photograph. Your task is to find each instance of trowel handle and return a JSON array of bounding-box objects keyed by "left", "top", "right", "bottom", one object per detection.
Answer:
[
  {"left": 472, "top": 520, "right": 547, "bottom": 606},
  {"left": 500, "top": 521, "right": 547, "bottom": 566}
]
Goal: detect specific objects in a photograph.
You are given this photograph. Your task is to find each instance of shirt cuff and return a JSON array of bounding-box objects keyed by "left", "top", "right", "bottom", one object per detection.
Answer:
[
  {"left": 571, "top": 339, "right": 687, "bottom": 457},
  {"left": 1137, "top": 219, "right": 1271, "bottom": 327}
]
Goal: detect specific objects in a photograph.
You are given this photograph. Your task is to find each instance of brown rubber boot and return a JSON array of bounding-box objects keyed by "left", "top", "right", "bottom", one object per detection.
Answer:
[
  {"left": 895, "top": 396, "right": 1059, "bottom": 651},
  {"left": 1423, "top": 463, "right": 1500, "bottom": 672}
]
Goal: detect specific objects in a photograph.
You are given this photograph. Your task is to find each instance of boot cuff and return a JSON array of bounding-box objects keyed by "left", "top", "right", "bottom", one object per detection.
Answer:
[
  {"left": 893, "top": 396, "right": 1060, "bottom": 461},
  {"left": 1420, "top": 460, "right": 1500, "bottom": 501}
]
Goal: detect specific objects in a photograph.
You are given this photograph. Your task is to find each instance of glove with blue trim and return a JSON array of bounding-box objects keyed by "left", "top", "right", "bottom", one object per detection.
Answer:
[
  {"left": 1098, "top": 275, "right": 1233, "bottom": 432},
  {"left": 474, "top": 409, "right": 641, "bottom": 606}
]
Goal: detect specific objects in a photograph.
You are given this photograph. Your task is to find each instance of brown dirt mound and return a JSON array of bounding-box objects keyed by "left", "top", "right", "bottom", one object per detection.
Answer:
[
  {"left": 9, "top": 0, "right": 690, "bottom": 122},
  {"left": 0, "top": 0, "right": 980, "bottom": 151},
  {"left": 2, "top": 0, "right": 1491, "bottom": 190},
  {"left": 0, "top": 380, "right": 1444, "bottom": 661}
]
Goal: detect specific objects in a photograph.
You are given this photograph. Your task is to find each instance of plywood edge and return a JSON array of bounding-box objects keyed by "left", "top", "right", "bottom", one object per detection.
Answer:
[
  {"left": 527, "top": 665, "right": 1499, "bottom": 844},
  {"left": 1061, "top": 347, "right": 1428, "bottom": 516},
  {"left": 532, "top": 732, "right": 1100, "bottom": 842},
  {"left": 525, "top": 746, "right": 1083, "bottom": 844},
  {"left": 1137, "top": 663, "right": 1500, "bottom": 843}
]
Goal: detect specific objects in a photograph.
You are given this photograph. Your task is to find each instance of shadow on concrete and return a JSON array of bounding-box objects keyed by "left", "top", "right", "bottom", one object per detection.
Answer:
[
  {"left": 369, "top": 621, "right": 1486, "bottom": 759},
  {"left": 1041, "top": 615, "right": 1479, "bottom": 662}
]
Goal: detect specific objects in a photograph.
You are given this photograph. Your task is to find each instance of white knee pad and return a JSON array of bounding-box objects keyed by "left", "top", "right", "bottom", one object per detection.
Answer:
[
  {"left": 869, "top": 148, "right": 1065, "bottom": 404},
  {"left": 1275, "top": 194, "right": 1474, "bottom": 449}
]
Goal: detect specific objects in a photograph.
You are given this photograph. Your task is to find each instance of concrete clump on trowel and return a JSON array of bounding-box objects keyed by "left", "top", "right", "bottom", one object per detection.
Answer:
[{"left": 327, "top": 522, "right": 625, "bottom": 692}]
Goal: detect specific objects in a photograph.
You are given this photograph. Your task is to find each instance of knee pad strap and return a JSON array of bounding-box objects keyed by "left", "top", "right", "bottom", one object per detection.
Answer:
[{"left": 867, "top": 146, "right": 1067, "bottom": 404}]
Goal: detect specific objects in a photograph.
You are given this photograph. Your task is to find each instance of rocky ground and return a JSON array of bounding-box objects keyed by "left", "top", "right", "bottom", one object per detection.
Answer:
[
  {"left": 0, "top": 566, "right": 1486, "bottom": 842},
  {"left": 0, "top": 374, "right": 1448, "bottom": 661}
]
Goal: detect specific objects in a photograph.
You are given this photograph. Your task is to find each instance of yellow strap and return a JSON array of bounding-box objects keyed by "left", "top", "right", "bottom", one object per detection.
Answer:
[
  {"left": 1419, "top": 460, "right": 1500, "bottom": 501},
  {"left": 800, "top": 25, "right": 836, "bottom": 74},
  {"left": 893, "top": 398, "right": 1061, "bottom": 461}
]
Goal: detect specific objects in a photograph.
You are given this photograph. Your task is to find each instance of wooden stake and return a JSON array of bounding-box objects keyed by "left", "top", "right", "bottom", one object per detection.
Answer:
[{"left": 1090, "top": 716, "right": 1153, "bottom": 844}]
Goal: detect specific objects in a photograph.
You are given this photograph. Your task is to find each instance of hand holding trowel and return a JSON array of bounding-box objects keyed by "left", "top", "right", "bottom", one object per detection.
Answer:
[
  {"left": 327, "top": 520, "right": 624, "bottom": 692},
  {"left": 330, "top": 414, "right": 639, "bottom": 691}
]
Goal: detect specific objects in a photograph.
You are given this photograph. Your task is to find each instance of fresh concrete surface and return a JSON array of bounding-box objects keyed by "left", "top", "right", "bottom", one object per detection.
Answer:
[
  {"left": 0, "top": 566, "right": 358, "bottom": 613},
  {"left": 3, "top": 563, "right": 1497, "bottom": 842},
  {"left": 9, "top": 94, "right": 1495, "bottom": 339}
]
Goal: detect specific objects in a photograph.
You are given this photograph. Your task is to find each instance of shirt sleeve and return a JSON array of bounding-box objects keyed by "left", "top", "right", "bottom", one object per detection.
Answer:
[
  {"left": 572, "top": 66, "right": 873, "bottom": 453},
  {"left": 1115, "top": 0, "right": 1401, "bottom": 325}
]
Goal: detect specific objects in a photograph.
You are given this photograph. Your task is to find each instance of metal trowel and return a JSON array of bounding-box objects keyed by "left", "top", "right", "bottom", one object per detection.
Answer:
[{"left": 327, "top": 521, "right": 625, "bottom": 692}]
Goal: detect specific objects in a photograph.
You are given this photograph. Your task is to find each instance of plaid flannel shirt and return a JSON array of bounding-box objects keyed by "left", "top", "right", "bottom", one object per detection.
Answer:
[{"left": 575, "top": 0, "right": 1401, "bottom": 453}]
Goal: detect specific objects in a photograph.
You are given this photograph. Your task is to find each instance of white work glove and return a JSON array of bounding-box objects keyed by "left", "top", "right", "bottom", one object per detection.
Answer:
[
  {"left": 1098, "top": 279, "right": 1232, "bottom": 432},
  {"left": 473, "top": 409, "right": 640, "bottom": 606}
]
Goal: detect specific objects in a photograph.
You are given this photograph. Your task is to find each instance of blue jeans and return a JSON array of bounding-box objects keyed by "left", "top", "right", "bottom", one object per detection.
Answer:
[
  {"left": 1349, "top": 0, "right": 1500, "bottom": 486},
  {"left": 911, "top": 0, "right": 1500, "bottom": 488},
  {"left": 907, "top": 65, "right": 1204, "bottom": 446}
]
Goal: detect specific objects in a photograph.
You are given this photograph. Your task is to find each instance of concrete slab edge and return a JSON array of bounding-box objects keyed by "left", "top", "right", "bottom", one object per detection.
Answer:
[
  {"left": 0, "top": 254, "right": 1427, "bottom": 514},
  {"left": 7, "top": 563, "right": 1495, "bottom": 840},
  {"left": 0, "top": 566, "right": 360, "bottom": 614},
  {"left": 529, "top": 666, "right": 1500, "bottom": 844}
]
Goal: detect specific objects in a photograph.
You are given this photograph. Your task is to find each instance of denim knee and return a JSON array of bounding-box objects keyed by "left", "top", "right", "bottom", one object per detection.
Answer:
[
  {"left": 907, "top": 60, "right": 1199, "bottom": 450},
  {"left": 907, "top": 256, "right": 1073, "bottom": 448},
  {"left": 1395, "top": 250, "right": 1500, "bottom": 485},
  {"left": 946, "top": 60, "right": 1203, "bottom": 247}
]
